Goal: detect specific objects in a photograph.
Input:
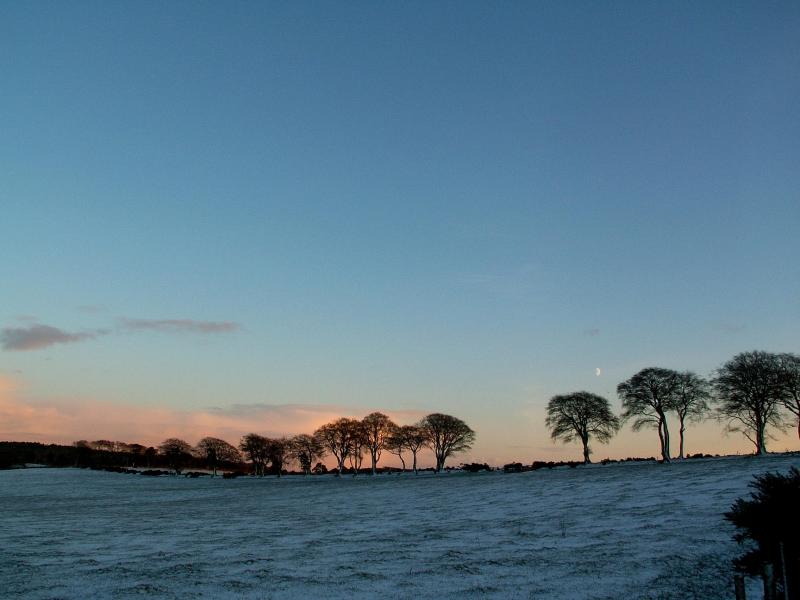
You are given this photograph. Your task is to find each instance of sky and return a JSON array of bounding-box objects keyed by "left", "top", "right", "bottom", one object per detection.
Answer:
[{"left": 1, "top": 1, "right": 799, "bottom": 466}]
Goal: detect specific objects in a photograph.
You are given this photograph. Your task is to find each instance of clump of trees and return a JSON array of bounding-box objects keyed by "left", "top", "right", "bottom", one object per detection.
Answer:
[
  {"left": 158, "top": 438, "right": 194, "bottom": 474},
  {"left": 544, "top": 350, "right": 798, "bottom": 463},
  {"left": 311, "top": 412, "right": 476, "bottom": 476},
  {"left": 386, "top": 424, "right": 427, "bottom": 474},
  {"left": 288, "top": 434, "right": 326, "bottom": 475},
  {"left": 196, "top": 437, "right": 241, "bottom": 476}
]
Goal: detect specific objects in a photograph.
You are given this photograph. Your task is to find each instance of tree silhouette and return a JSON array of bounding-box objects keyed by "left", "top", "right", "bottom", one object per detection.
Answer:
[
  {"left": 385, "top": 425, "right": 407, "bottom": 472},
  {"left": 289, "top": 434, "right": 326, "bottom": 475},
  {"left": 713, "top": 351, "right": 786, "bottom": 455},
  {"left": 158, "top": 438, "right": 193, "bottom": 474},
  {"left": 776, "top": 352, "right": 800, "bottom": 440},
  {"left": 314, "top": 418, "right": 360, "bottom": 476},
  {"left": 618, "top": 367, "right": 680, "bottom": 462},
  {"left": 362, "top": 412, "right": 396, "bottom": 475},
  {"left": 347, "top": 420, "right": 368, "bottom": 475},
  {"left": 239, "top": 433, "right": 269, "bottom": 476},
  {"left": 419, "top": 413, "right": 475, "bottom": 472},
  {"left": 672, "top": 371, "right": 711, "bottom": 459},
  {"left": 545, "top": 391, "right": 619, "bottom": 464},
  {"left": 196, "top": 437, "right": 241, "bottom": 476},
  {"left": 387, "top": 424, "right": 427, "bottom": 474},
  {"left": 263, "top": 437, "right": 290, "bottom": 477}
]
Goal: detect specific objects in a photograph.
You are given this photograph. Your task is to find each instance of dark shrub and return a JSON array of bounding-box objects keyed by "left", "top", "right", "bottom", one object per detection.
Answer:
[
  {"left": 461, "top": 462, "right": 492, "bottom": 473},
  {"left": 725, "top": 467, "right": 799, "bottom": 599}
]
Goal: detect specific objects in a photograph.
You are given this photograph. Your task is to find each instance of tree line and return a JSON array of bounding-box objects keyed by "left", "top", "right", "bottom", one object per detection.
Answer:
[
  {"left": 546, "top": 350, "right": 800, "bottom": 463},
  {"left": 152, "top": 412, "right": 475, "bottom": 476}
]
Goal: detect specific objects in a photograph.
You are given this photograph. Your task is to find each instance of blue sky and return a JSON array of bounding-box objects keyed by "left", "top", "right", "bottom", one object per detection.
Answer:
[{"left": 1, "top": 1, "right": 798, "bottom": 462}]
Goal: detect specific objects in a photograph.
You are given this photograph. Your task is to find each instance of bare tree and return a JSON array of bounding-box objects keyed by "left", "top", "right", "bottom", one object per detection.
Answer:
[
  {"left": 545, "top": 391, "right": 619, "bottom": 464},
  {"left": 314, "top": 418, "right": 359, "bottom": 476},
  {"left": 196, "top": 437, "right": 242, "bottom": 476},
  {"left": 672, "top": 371, "right": 711, "bottom": 459},
  {"left": 618, "top": 367, "right": 680, "bottom": 462},
  {"left": 404, "top": 425, "right": 427, "bottom": 475},
  {"left": 362, "top": 412, "right": 396, "bottom": 475},
  {"left": 158, "top": 438, "right": 193, "bottom": 474},
  {"left": 385, "top": 425, "right": 407, "bottom": 472},
  {"left": 776, "top": 352, "right": 800, "bottom": 440},
  {"left": 713, "top": 351, "right": 786, "bottom": 454},
  {"left": 419, "top": 413, "right": 476, "bottom": 472},
  {"left": 239, "top": 433, "right": 269, "bottom": 476},
  {"left": 289, "top": 434, "right": 326, "bottom": 475},
  {"left": 347, "top": 420, "right": 368, "bottom": 476},
  {"left": 386, "top": 424, "right": 426, "bottom": 474}
]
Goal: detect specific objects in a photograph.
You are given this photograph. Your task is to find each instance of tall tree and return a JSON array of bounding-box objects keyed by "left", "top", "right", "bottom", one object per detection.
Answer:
[
  {"left": 776, "top": 352, "right": 800, "bottom": 440},
  {"left": 347, "top": 420, "right": 368, "bottom": 475},
  {"left": 713, "top": 351, "right": 786, "bottom": 455},
  {"left": 158, "top": 438, "right": 193, "bottom": 474},
  {"left": 618, "top": 367, "right": 680, "bottom": 462},
  {"left": 385, "top": 425, "right": 407, "bottom": 472},
  {"left": 314, "top": 418, "right": 359, "bottom": 476},
  {"left": 386, "top": 425, "right": 428, "bottom": 474},
  {"left": 362, "top": 412, "right": 396, "bottom": 475},
  {"left": 545, "top": 391, "right": 619, "bottom": 464},
  {"left": 672, "top": 371, "right": 711, "bottom": 459},
  {"left": 419, "top": 413, "right": 475, "bottom": 472},
  {"left": 289, "top": 434, "right": 326, "bottom": 475},
  {"left": 239, "top": 433, "right": 270, "bottom": 476},
  {"left": 196, "top": 437, "right": 242, "bottom": 476}
]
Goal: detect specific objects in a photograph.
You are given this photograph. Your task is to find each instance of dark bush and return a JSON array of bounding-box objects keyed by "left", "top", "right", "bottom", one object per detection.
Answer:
[
  {"left": 503, "top": 462, "right": 523, "bottom": 473},
  {"left": 140, "top": 469, "right": 169, "bottom": 477},
  {"left": 725, "top": 467, "right": 799, "bottom": 599},
  {"left": 461, "top": 462, "right": 492, "bottom": 472}
]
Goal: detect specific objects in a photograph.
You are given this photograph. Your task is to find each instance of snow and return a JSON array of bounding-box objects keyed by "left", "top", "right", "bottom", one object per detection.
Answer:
[{"left": 1, "top": 454, "right": 797, "bottom": 599}]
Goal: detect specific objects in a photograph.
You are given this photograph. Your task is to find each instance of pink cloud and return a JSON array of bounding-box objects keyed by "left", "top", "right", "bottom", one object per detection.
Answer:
[
  {"left": 119, "top": 318, "right": 240, "bottom": 334},
  {"left": 0, "top": 377, "right": 426, "bottom": 451}
]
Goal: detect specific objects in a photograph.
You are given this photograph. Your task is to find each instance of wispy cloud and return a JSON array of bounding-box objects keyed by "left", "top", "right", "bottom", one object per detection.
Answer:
[
  {"left": 119, "top": 318, "right": 240, "bottom": 334},
  {"left": 1, "top": 324, "right": 106, "bottom": 351}
]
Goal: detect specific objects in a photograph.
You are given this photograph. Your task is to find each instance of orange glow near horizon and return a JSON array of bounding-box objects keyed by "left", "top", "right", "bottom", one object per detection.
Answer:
[{"left": 1, "top": 374, "right": 798, "bottom": 467}]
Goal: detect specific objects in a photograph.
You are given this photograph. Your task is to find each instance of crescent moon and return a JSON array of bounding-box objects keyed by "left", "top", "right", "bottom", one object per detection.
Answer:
[{"left": 595, "top": 368, "right": 602, "bottom": 376}]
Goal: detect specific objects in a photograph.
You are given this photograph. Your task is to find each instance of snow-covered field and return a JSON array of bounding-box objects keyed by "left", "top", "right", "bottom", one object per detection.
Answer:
[{"left": 1, "top": 454, "right": 797, "bottom": 599}]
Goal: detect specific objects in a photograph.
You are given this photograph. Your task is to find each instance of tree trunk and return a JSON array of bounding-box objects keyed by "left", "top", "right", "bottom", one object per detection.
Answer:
[
  {"left": 657, "top": 421, "right": 665, "bottom": 461},
  {"left": 678, "top": 417, "right": 686, "bottom": 460},
  {"left": 582, "top": 435, "right": 591, "bottom": 464},
  {"left": 371, "top": 450, "right": 377, "bottom": 475},
  {"left": 756, "top": 416, "right": 767, "bottom": 455},
  {"left": 658, "top": 412, "right": 671, "bottom": 462},
  {"left": 412, "top": 451, "right": 417, "bottom": 475}
]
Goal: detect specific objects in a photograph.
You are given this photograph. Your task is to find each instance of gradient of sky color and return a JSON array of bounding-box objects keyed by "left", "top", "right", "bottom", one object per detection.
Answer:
[{"left": 2, "top": 2, "right": 799, "bottom": 465}]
